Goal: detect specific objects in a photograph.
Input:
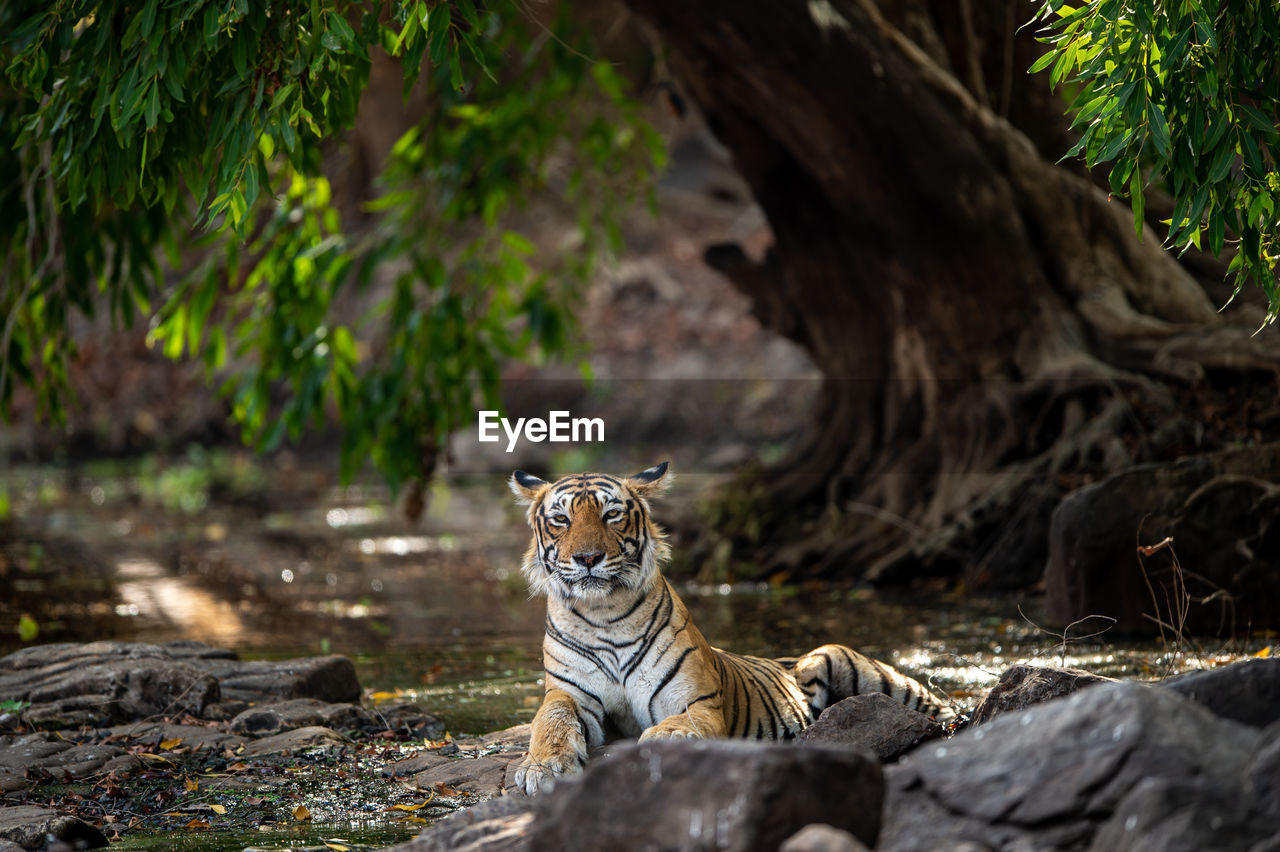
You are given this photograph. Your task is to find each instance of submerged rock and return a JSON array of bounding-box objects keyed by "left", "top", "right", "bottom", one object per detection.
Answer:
[{"left": 797, "top": 693, "right": 941, "bottom": 761}]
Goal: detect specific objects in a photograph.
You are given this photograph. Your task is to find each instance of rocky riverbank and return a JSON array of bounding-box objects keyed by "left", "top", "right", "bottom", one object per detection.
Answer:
[
  {"left": 0, "top": 641, "right": 527, "bottom": 851},
  {"left": 2, "top": 643, "right": 1277, "bottom": 851},
  {"left": 399, "top": 658, "right": 1280, "bottom": 852}
]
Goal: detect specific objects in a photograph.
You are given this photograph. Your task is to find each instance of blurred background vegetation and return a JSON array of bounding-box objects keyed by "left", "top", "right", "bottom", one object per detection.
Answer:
[{"left": 2, "top": 0, "right": 1279, "bottom": 686}]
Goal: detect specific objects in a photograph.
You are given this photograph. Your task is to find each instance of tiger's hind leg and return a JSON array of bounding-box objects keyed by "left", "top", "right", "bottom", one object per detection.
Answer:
[{"left": 791, "top": 644, "right": 953, "bottom": 721}]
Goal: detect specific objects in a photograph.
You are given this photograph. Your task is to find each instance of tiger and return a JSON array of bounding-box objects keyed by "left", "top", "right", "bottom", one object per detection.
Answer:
[{"left": 509, "top": 461, "right": 954, "bottom": 795}]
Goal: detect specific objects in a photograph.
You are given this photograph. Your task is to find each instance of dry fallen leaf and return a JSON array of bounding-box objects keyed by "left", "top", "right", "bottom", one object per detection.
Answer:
[
  {"left": 137, "top": 753, "right": 175, "bottom": 765},
  {"left": 209, "top": 804, "right": 227, "bottom": 815},
  {"left": 226, "top": 762, "right": 249, "bottom": 771},
  {"left": 387, "top": 798, "right": 432, "bottom": 812},
  {"left": 292, "top": 804, "right": 311, "bottom": 822},
  {"left": 324, "top": 843, "right": 351, "bottom": 851},
  {"left": 184, "top": 818, "right": 210, "bottom": 829},
  {"left": 1257, "top": 646, "right": 1272, "bottom": 658},
  {"left": 183, "top": 776, "right": 198, "bottom": 793},
  {"left": 159, "top": 737, "right": 183, "bottom": 750}
]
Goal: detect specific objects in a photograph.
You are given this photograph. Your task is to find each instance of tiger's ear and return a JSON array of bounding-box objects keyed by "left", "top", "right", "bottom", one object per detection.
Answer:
[
  {"left": 510, "top": 470, "right": 549, "bottom": 505},
  {"left": 626, "top": 461, "right": 671, "bottom": 498}
]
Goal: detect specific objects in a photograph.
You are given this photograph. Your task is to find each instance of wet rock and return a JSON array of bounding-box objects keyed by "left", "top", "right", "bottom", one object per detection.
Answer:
[
  {"left": 1087, "top": 776, "right": 1280, "bottom": 852},
  {"left": 880, "top": 681, "right": 1261, "bottom": 850},
  {"left": 1161, "top": 658, "right": 1280, "bottom": 728},
  {"left": 797, "top": 693, "right": 941, "bottom": 761},
  {"left": 0, "top": 734, "right": 126, "bottom": 793},
  {"left": 385, "top": 726, "right": 529, "bottom": 798},
  {"left": 970, "top": 664, "right": 1115, "bottom": 726},
  {"left": 393, "top": 796, "right": 535, "bottom": 852},
  {"left": 778, "top": 823, "right": 869, "bottom": 852},
  {"left": 0, "top": 805, "right": 107, "bottom": 850},
  {"left": 1045, "top": 444, "right": 1280, "bottom": 634},
  {"left": 239, "top": 726, "right": 348, "bottom": 756},
  {"left": 229, "top": 699, "right": 372, "bottom": 736},
  {"left": 530, "top": 740, "right": 883, "bottom": 852}
]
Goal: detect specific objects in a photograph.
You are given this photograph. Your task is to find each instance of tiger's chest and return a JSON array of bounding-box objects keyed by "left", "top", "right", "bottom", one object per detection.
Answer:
[{"left": 546, "top": 616, "right": 699, "bottom": 736}]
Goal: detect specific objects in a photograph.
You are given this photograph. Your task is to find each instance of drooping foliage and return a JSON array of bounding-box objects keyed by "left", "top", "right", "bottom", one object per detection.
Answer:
[
  {"left": 1033, "top": 0, "right": 1280, "bottom": 326},
  {"left": 1, "top": 0, "right": 662, "bottom": 485}
]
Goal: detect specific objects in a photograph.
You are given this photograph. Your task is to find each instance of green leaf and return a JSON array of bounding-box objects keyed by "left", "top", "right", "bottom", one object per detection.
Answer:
[
  {"left": 1237, "top": 104, "right": 1277, "bottom": 137},
  {"left": 1147, "top": 101, "right": 1170, "bottom": 156},
  {"left": 1207, "top": 140, "right": 1234, "bottom": 183}
]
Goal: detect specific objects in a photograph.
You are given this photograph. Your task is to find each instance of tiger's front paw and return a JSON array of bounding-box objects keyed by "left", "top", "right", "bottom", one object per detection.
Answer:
[
  {"left": 512, "top": 743, "right": 586, "bottom": 795},
  {"left": 638, "top": 716, "right": 705, "bottom": 741}
]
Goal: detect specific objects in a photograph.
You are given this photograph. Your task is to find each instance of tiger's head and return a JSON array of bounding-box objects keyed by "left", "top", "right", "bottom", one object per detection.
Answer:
[{"left": 510, "top": 462, "right": 671, "bottom": 602}]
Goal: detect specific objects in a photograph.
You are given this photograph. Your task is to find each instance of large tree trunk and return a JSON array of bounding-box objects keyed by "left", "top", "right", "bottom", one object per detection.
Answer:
[{"left": 624, "top": 0, "right": 1280, "bottom": 593}]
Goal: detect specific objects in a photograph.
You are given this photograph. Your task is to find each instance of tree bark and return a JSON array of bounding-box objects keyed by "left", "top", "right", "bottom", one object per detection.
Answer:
[{"left": 624, "top": 0, "right": 1280, "bottom": 589}]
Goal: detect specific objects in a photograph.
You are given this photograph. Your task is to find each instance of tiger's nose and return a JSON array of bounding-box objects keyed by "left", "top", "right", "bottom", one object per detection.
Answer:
[{"left": 574, "top": 551, "right": 605, "bottom": 568}]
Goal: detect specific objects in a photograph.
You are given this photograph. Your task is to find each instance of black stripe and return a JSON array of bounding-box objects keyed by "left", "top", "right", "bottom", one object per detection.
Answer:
[
  {"left": 544, "top": 669, "right": 605, "bottom": 709},
  {"left": 607, "top": 591, "right": 650, "bottom": 624},
  {"left": 870, "top": 659, "right": 894, "bottom": 699},
  {"left": 648, "top": 646, "right": 695, "bottom": 719},
  {"left": 687, "top": 691, "right": 721, "bottom": 709},
  {"left": 623, "top": 583, "right": 674, "bottom": 676}
]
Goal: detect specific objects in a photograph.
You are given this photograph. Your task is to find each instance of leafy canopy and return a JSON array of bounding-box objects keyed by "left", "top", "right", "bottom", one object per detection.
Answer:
[
  {"left": 1, "top": 0, "right": 662, "bottom": 486},
  {"left": 1032, "top": 0, "right": 1280, "bottom": 327}
]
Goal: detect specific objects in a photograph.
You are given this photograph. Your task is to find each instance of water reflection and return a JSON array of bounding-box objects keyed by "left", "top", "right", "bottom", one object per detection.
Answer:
[{"left": 114, "top": 557, "right": 249, "bottom": 646}]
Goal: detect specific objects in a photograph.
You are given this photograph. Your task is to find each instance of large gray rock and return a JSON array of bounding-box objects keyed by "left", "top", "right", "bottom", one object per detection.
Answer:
[
  {"left": 0, "top": 805, "right": 107, "bottom": 850},
  {"left": 1087, "top": 777, "right": 1280, "bottom": 852},
  {"left": 1161, "top": 658, "right": 1280, "bottom": 728},
  {"left": 0, "top": 642, "right": 361, "bottom": 728},
  {"left": 0, "top": 642, "right": 221, "bottom": 728},
  {"left": 197, "top": 654, "right": 361, "bottom": 706},
  {"left": 1248, "top": 722, "right": 1280, "bottom": 816},
  {"left": 880, "top": 681, "right": 1264, "bottom": 850},
  {"left": 798, "top": 693, "right": 941, "bottom": 761},
  {"left": 970, "top": 664, "right": 1114, "bottom": 726},
  {"left": 1045, "top": 444, "right": 1280, "bottom": 634},
  {"left": 530, "top": 740, "right": 883, "bottom": 852}
]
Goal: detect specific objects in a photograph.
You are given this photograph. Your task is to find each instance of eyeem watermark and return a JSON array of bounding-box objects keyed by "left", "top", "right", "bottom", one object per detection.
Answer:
[{"left": 478, "top": 410, "right": 605, "bottom": 452}]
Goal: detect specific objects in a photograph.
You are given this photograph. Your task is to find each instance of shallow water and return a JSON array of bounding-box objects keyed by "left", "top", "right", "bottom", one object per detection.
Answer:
[{"left": 1, "top": 451, "right": 1268, "bottom": 849}]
